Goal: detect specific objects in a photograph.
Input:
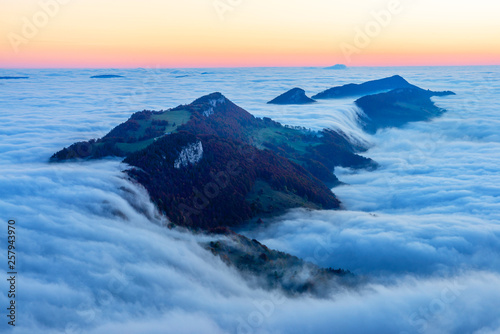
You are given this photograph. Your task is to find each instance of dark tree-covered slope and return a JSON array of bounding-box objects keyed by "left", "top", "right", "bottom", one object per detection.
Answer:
[
  {"left": 124, "top": 132, "right": 340, "bottom": 231},
  {"left": 50, "top": 108, "right": 192, "bottom": 160},
  {"left": 205, "top": 233, "right": 352, "bottom": 295},
  {"left": 51, "top": 93, "right": 375, "bottom": 186},
  {"left": 49, "top": 81, "right": 455, "bottom": 293},
  {"left": 355, "top": 87, "right": 456, "bottom": 133},
  {"left": 177, "top": 93, "right": 376, "bottom": 185}
]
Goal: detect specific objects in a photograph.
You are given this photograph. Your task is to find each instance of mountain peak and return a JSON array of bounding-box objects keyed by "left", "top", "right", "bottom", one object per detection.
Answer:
[
  {"left": 312, "top": 75, "right": 414, "bottom": 99},
  {"left": 388, "top": 74, "right": 409, "bottom": 83},
  {"left": 192, "top": 94, "right": 227, "bottom": 117},
  {"left": 267, "top": 87, "right": 317, "bottom": 105},
  {"left": 191, "top": 92, "right": 227, "bottom": 105}
]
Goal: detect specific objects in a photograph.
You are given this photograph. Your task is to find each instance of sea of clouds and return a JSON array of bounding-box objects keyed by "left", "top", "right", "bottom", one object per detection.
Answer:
[{"left": 0, "top": 66, "right": 499, "bottom": 333}]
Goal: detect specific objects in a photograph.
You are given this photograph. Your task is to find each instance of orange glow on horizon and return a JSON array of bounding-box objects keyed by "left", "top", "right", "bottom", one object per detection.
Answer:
[{"left": 0, "top": 0, "right": 499, "bottom": 68}]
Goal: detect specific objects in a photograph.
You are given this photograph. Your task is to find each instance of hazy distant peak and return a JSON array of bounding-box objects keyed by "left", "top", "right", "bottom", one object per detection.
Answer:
[
  {"left": 325, "top": 64, "right": 347, "bottom": 70},
  {"left": 90, "top": 74, "right": 124, "bottom": 79}
]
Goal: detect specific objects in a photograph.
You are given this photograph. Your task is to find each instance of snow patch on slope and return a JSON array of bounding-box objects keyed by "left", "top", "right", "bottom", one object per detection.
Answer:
[{"left": 174, "top": 141, "right": 204, "bottom": 169}]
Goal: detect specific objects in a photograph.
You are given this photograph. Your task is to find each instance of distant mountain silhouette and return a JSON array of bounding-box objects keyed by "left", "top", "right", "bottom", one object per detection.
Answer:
[
  {"left": 0, "top": 76, "right": 29, "bottom": 80},
  {"left": 325, "top": 64, "right": 347, "bottom": 70},
  {"left": 90, "top": 74, "right": 124, "bottom": 79},
  {"left": 268, "top": 88, "right": 316, "bottom": 105},
  {"left": 313, "top": 75, "right": 414, "bottom": 99},
  {"left": 356, "top": 87, "right": 456, "bottom": 133}
]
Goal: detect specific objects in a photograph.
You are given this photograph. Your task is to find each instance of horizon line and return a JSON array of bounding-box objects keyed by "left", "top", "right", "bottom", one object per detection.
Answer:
[{"left": 2, "top": 64, "right": 500, "bottom": 70}]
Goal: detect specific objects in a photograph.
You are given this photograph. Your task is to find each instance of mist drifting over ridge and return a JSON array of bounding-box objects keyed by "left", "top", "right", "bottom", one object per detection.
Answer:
[{"left": 1, "top": 66, "right": 500, "bottom": 333}]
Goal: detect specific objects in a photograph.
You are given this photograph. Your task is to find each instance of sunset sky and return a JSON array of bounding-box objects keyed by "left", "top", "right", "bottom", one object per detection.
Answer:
[{"left": 1, "top": 0, "right": 499, "bottom": 68}]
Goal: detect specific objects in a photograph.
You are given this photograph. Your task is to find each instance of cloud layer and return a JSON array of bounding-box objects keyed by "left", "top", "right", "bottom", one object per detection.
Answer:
[{"left": 1, "top": 67, "right": 499, "bottom": 333}]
